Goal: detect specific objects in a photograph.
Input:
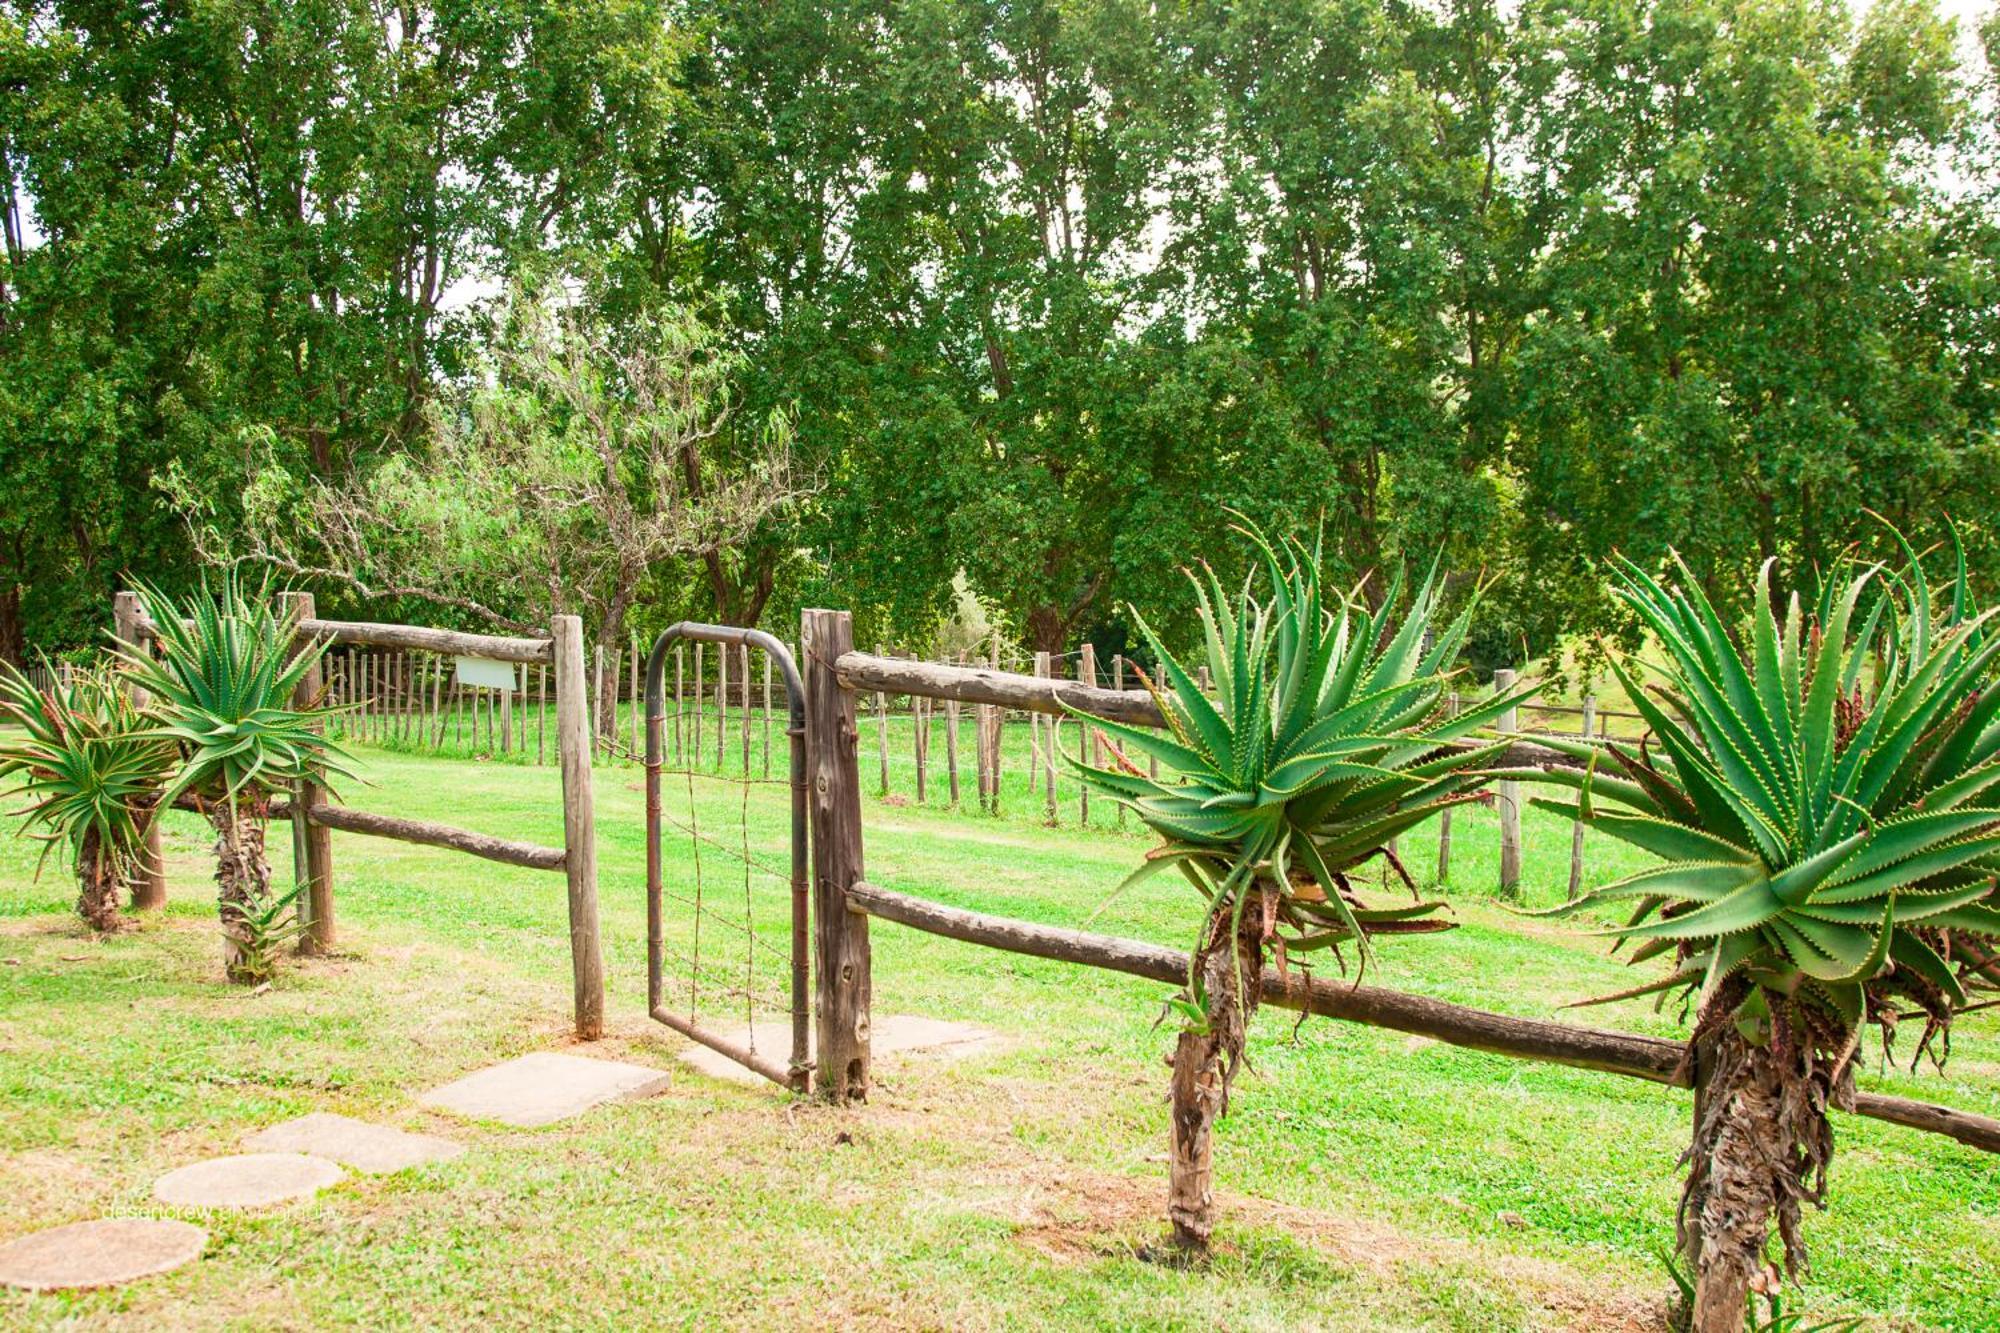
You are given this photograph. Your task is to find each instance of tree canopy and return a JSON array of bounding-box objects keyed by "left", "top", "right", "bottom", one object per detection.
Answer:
[{"left": 4, "top": 0, "right": 1997, "bottom": 665}]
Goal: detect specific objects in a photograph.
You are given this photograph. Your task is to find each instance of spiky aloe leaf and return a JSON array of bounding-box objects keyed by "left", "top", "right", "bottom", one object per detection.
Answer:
[
  {"left": 118, "top": 572, "right": 355, "bottom": 812},
  {"left": 1521, "top": 538, "right": 2000, "bottom": 1048},
  {"left": 1066, "top": 523, "right": 1485, "bottom": 981},
  {"left": 0, "top": 660, "right": 175, "bottom": 891}
]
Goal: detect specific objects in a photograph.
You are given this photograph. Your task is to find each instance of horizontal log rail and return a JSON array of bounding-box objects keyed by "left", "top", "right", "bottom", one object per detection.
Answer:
[
  {"left": 127, "top": 611, "right": 552, "bottom": 664},
  {"left": 304, "top": 805, "right": 566, "bottom": 870},
  {"left": 295, "top": 618, "right": 551, "bottom": 663},
  {"left": 844, "top": 879, "right": 2000, "bottom": 1156},
  {"left": 833, "top": 651, "right": 1584, "bottom": 770},
  {"left": 170, "top": 795, "right": 565, "bottom": 871}
]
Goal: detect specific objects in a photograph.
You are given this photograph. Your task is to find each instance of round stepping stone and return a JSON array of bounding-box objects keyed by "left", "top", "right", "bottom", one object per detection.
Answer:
[
  {"left": 153, "top": 1153, "right": 343, "bottom": 1209},
  {"left": 0, "top": 1218, "right": 206, "bottom": 1292}
]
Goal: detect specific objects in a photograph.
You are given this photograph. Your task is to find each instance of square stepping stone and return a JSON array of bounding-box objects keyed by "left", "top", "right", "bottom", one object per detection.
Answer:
[
  {"left": 418, "top": 1052, "right": 672, "bottom": 1128},
  {"left": 244, "top": 1113, "right": 465, "bottom": 1174},
  {"left": 154, "top": 1153, "right": 343, "bottom": 1209},
  {"left": 677, "top": 1013, "right": 1003, "bottom": 1086}
]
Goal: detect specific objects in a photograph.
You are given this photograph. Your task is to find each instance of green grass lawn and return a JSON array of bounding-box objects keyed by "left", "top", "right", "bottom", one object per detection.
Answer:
[{"left": 2, "top": 742, "right": 1995, "bottom": 1330}]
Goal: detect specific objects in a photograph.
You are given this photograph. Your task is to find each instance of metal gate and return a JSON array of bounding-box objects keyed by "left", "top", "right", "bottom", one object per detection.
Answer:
[{"left": 643, "top": 623, "right": 811, "bottom": 1092}]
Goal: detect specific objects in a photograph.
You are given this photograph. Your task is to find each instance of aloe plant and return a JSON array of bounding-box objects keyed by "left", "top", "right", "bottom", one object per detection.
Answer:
[
  {"left": 1508, "top": 547, "right": 2000, "bottom": 1330},
  {"left": 1067, "top": 525, "right": 1525, "bottom": 1255},
  {"left": 0, "top": 662, "right": 173, "bottom": 931},
  {"left": 119, "top": 575, "right": 352, "bottom": 982}
]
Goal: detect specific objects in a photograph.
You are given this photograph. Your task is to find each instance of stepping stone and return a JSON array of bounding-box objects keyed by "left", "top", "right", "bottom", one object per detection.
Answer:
[
  {"left": 154, "top": 1153, "right": 344, "bottom": 1209},
  {"left": 0, "top": 1218, "right": 206, "bottom": 1292},
  {"left": 418, "top": 1051, "right": 672, "bottom": 1128},
  {"left": 677, "top": 1013, "right": 1004, "bottom": 1086},
  {"left": 244, "top": 1113, "right": 465, "bottom": 1174}
]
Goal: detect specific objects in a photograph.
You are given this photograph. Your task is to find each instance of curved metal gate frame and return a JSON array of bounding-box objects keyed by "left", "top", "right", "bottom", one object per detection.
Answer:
[{"left": 644, "top": 623, "right": 811, "bottom": 1092}]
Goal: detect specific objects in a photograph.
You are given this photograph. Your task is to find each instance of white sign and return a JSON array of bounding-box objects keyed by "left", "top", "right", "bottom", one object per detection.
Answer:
[{"left": 454, "top": 656, "right": 517, "bottom": 690}]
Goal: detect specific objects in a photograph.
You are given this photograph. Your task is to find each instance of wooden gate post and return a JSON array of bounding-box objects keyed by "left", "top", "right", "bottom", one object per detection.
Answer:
[
  {"left": 554, "top": 615, "right": 605, "bottom": 1040},
  {"left": 113, "top": 591, "right": 169, "bottom": 911},
  {"left": 277, "top": 592, "right": 336, "bottom": 954},
  {"left": 1494, "top": 668, "right": 1523, "bottom": 898},
  {"left": 803, "top": 609, "right": 871, "bottom": 1102}
]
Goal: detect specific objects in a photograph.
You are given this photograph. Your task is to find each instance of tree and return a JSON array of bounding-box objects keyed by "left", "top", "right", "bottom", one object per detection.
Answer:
[
  {"left": 1506, "top": 0, "right": 2000, "bottom": 631},
  {"left": 125, "top": 577, "right": 350, "bottom": 982},
  {"left": 0, "top": 3, "right": 208, "bottom": 660},
  {"left": 180, "top": 292, "right": 802, "bottom": 734},
  {"left": 1068, "top": 527, "right": 1517, "bottom": 1255},
  {"left": 0, "top": 661, "right": 171, "bottom": 931},
  {"left": 1510, "top": 547, "right": 2000, "bottom": 1327}
]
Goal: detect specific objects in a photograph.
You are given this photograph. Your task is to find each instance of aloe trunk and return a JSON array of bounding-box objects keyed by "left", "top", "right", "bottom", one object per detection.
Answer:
[
  {"left": 1681, "top": 1011, "right": 1841, "bottom": 1331},
  {"left": 1167, "top": 883, "right": 1268, "bottom": 1255},
  {"left": 209, "top": 800, "right": 272, "bottom": 984},
  {"left": 74, "top": 826, "right": 123, "bottom": 933}
]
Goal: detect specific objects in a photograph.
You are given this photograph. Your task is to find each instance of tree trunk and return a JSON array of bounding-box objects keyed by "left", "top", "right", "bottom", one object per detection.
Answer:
[
  {"left": 1680, "top": 1016, "right": 1842, "bottom": 1331},
  {"left": 1166, "top": 883, "right": 1268, "bottom": 1257},
  {"left": 74, "top": 826, "right": 123, "bottom": 933},
  {"left": 1026, "top": 605, "right": 1065, "bottom": 659},
  {"left": 209, "top": 801, "right": 272, "bottom": 984},
  {"left": 596, "top": 596, "right": 630, "bottom": 746},
  {"left": 0, "top": 584, "right": 22, "bottom": 668}
]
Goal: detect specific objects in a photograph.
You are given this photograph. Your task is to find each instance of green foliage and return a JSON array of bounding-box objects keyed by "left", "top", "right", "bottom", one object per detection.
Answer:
[
  {"left": 6, "top": 0, "right": 2000, "bottom": 665},
  {"left": 119, "top": 574, "right": 352, "bottom": 812},
  {"left": 1518, "top": 542, "right": 2000, "bottom": 1046},
  {"left": 1069, "top": 524, "right": 1530, "bottom": 985},
  {"left": 227, "top": 880, "right": 310, "bottom": 985},
  {"left": 0, "top": 660, "right": 170, "bottom": 884}
]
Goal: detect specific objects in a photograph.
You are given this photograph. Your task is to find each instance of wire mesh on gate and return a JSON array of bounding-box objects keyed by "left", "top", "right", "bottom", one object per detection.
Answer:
[{"left": 644, "top": 627, "right": 811, "bottom": 1093}]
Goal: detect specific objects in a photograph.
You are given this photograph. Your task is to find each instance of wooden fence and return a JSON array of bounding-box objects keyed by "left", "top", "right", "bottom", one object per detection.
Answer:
[
  {"left": 797, "top": 608, "right": 2000, "bottom": 1156},
  {"left": 116, "top": 594, "right": 606, "bottom": 1040},
  {"left": 44, "top": 602, "right": 1999, "bottom": 1154},
  {"left": 66, "top": 622, "right": 1642, "bottom": 903}
]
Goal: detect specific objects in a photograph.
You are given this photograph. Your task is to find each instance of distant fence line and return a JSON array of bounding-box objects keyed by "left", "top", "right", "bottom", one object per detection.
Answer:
[
  {"left": 309, "top": 638, "right": 1617, "bottom": 902},
  {"left": 19, "top": 634, "right": 1622, "bottom": 900}
]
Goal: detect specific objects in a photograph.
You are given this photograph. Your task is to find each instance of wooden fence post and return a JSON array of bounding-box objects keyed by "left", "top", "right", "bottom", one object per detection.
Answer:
[
  {"left": 536, "top": 662, "right": 547, "bottom": 764},
  {"left": 945, "top": 652, "right": 962, "bottom": 806},
  {"left": 717, "top": 640, "right": 729, "bottom": 769},
  {"left": 1111, "top": 655, "right": 1127, "bottom": 828},
  {"left": 278, "top": 592, "right": 336, "bottom": 954},
  {"left": 1079, "top": 644, "right": 1097, "bottom": 825},
  {"left": 693, "top": 642, "right": 704, "bottom": 769},
  {"left": 1495, "top": 668, "right": 1522, "bottom": 898},
  {"left": 1032, "top": 652, "right": 1054, "bottom": 822},
  {"left": 1437, "top": 690, "right": 1456, "bottom": 884},
  {"left": 803, "top": 609, "right": 871, "bottom": 1102},
  {"left": 762, "top": 651, "right": 774, "bottom": 779},
  {"left": 740, "top": 643, "right": 752, "bottom": 774},
  {"left": 875, "top": 643, "right": 889, "bottom": 795},
  {"left": 554, "top": 614, "right": 605, "bottom": 1040},
  {"left": 592, "top": 643, "right": 605, "bottom": 757},
  {"left": 674, "top": 644, "right": 685, "bottom": 765},
  {"left": 113, "top": 591, "right": 169, "bottom": 911},
  {"left": 497, "top": 663, "right": 508, "bottom": 753},
  {"left": 1028, "top": 651, "right": 1045, "bottom": 796},
  {"left": 630, "top": 630, "right": 641, "bottom": 761},
  {"left": 985, "top": 636, "right": 1003, "bottom": 814},
  {"left": 1569, "top": 694, "right": 1594, "bottom": 900}
]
